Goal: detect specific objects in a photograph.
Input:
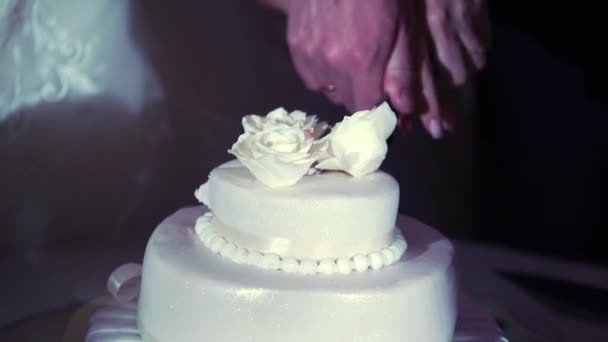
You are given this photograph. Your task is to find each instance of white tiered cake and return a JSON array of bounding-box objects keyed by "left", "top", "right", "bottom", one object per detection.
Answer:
[{"left": 95, "top": 104, "right": 459, "bottom": 341}]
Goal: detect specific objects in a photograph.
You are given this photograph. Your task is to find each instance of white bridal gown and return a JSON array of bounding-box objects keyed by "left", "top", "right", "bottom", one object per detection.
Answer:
[
  {"left": 0, "top": 0, "right": 161, "bottom": 119},
  {"left": 0, "top": 0, "right": 167, "bottom": 258},
  {"left": 0, "top": 0, "right": 167, "bottom": 326}
]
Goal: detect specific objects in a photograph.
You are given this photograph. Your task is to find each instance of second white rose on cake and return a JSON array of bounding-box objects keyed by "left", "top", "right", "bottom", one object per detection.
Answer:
[
  {"left": 229, "top": 103, "right": 397, "bottom": 187},
  {"left": 315, "top": 102, "right": 397, "bottom": 177}
]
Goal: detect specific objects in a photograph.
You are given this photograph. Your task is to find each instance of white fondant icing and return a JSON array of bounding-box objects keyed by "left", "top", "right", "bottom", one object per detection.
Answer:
[
  {"left": 260, "top": 254, "right": 280, "bottom": 270},
  {"left": 137, "top": 207, "right": 457, "bottom": 342},
  {"left": 299, "top": 259, "right": 316, "bottom": 274},
  {"left": 353, "top": 255, "right": 370, "bottom": 272},
  {"left": 86, "top": 275, "right": 505, "bottom": 342},
  {"left": 194, "top": 212, "right": 406, "bottom": 274},
  {"left": 87, "top": 275, "right": 505, "bottom": 342},
  {"left": 219, "top": 242, "right": 237, "bottom": 258},
  {"left": 336, "top": 257, "right": 354, "bottom": 275},
  {"left": 200, "top": 160, "right": 400, "bottom": 260},
  {"left": 318, "top": 259, "right": 337, "bottom": 274},
  {"left": 280, "top": 257, "right": 299, "bottom": 273},
  {"left": 369, "top": 252, "right": 383, "bottom": 270},
  {"left": 247, "top": 251, "right": 263, "bottom": 266}
]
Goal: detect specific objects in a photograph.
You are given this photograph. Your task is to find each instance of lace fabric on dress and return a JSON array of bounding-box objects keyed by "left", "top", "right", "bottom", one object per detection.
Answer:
[
  {"left": 0, "top": 0, "right": 161, "bottom": 121},
  {"left": 1, "top": 0, "right": 103, "bottom": 120}
]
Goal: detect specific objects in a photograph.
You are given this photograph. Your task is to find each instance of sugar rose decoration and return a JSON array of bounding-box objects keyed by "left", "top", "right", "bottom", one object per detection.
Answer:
[
  {"left": 229, "top": 108, "right": 328, "bottom": 188},
  {"left": 229, "top": 103, "right": 396, "bottom": 187},
  {"left": 315, "top": 102, "right": 397, "bottom": 177}
]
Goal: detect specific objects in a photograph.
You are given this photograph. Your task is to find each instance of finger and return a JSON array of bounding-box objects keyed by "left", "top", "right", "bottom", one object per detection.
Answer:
[
  {"left": 457, "top": 2, "right": 486, "bottom": 70},
  {"left": 457, "top": 8, "right": 486, "bottom": 70},
  {"left": 384, "top": 10, "right": 419, "bottom": 114},
  {"left": 427, "top": 6, "right": 468, "bottom": 85},
  {"left": 419, "top": 54, "right": 446, "bottom": 139}
]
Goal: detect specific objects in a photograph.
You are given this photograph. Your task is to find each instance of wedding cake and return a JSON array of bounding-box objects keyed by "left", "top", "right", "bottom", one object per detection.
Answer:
[{"left": 102, "top": 103, "right": 457, "bottom": 341}]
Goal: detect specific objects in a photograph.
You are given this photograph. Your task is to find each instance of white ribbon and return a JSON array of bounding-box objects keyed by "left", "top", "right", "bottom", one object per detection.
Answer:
[
  {"left": 106, "top": 263, "right": 143, "bottom": 304},
  {"left": 86, "top": 263, "right": 145, "bottom": 342}
]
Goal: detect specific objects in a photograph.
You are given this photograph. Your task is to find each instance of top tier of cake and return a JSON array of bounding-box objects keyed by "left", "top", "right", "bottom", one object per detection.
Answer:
[{"left": 197, "top": 159, "right": 400, "bottom": 260}]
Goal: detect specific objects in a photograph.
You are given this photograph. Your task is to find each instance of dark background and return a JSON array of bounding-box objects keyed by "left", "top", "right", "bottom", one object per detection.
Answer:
[
  {"left": 476, "top": 1, "right": 607, "bottom": 265},
  {"left": 1, "top": 0, "right": 606, "bottom": 264}
]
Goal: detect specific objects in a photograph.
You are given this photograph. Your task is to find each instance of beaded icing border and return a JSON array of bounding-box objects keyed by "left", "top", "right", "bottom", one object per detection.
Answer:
[{"left": 194, "top": 212, "right": 407, "bottom": 275}]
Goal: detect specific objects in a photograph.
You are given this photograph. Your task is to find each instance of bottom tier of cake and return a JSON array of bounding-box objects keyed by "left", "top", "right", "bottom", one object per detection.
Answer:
[{"left": 137, "top": 206, "right": 457, "bottom": 342}]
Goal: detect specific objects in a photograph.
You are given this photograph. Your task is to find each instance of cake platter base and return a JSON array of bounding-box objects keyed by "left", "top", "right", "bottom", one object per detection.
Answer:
[{"left": 72, "top": 281, "right": 506, "bottom": 342}]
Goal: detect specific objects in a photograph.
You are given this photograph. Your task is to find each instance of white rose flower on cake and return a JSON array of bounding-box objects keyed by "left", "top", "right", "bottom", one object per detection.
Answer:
[
  {"left": 228, "top": 103, "right": 396, "bottom": 187},
  {"left": 229, "top": 108, "right": 327, "bottom": 188},
  {"left": 316, "top": 102, "right": 397, "bottom": 177},
  {"left": 242, "top": 107, "right": 326, "bottom": 139}
]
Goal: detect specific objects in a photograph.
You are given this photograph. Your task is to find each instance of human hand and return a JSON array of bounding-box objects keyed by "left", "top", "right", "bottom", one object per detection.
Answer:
[
  {"left": 262, "top": 0, "right": 488, "bottom": 138},
  {"left": 284, "top": 0, "right": 401, "bottom": 111},
  {"left": 425, "top": 0, "right": 491, "bottom": 85},
  {"left": 386, "top": 0, "right": 490, "bottom": 138},
  {"left": 386, "top": 30, "right": 454, "bottom": 138},
  {"left": 383, "top": 0, "right": 454, "bottom": 139},
  {"left": 413, "top": 43, "right": 457, "bottom": 139}
]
